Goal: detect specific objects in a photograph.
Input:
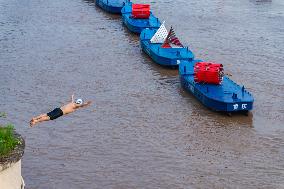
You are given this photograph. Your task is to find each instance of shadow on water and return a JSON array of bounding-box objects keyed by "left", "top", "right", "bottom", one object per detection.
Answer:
[
  {"left": 82, "top": 0, "right": 95, "bottom": 4},
  {"left": 85, "top": 0, "right": 121, "bottom": 20},
  {"left": 250, "top": 0, "right": 272, "bottom": 4},
  {"left": 120, "top": 22, "right": 141, "bottom": 45},
  {"left": 139, "top": 51, "right": 179, "bottom": 77}
]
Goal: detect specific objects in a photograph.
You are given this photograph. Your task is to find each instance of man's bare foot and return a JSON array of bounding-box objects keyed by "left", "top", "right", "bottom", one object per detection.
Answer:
[{"left": 30, "top": 119, "right": 36, "bottom": 127}]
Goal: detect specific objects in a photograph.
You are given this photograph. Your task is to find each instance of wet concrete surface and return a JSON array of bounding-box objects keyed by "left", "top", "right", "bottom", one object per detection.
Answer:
[{"left": 0, "top": 0, "right": 283, "bottom": 188}]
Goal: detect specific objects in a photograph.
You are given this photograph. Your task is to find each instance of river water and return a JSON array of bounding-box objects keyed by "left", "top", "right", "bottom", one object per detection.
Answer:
[{"left": 0, "top": 0, "right": 283, "bottom": 188}]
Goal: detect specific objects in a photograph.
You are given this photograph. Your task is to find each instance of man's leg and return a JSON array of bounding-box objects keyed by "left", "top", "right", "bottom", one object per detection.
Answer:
[
  {"left": 32, "top": 114, "right": 46, "bottom": 121},
  {"left": 30, "top": 114, "right": 50, "bottom": 127}
]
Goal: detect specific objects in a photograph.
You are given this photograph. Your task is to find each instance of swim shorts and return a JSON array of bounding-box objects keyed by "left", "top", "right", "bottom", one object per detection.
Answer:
[{"left": 47, "top": 108, "right": 63, "bottom": 120}]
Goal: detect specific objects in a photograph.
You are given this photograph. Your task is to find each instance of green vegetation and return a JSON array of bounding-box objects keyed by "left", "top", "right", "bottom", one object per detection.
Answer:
[
  {"left": 0, "top": 112, "right": 7, "bottom": 118},
  {"left": 0, "top": 124, "right": 20, "bottom": 157}
]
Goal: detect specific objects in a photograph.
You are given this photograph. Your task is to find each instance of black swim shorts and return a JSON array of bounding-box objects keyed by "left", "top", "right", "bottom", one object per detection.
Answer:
[{"left": 47, "top": 108, "right": 63, "bottom": 120}]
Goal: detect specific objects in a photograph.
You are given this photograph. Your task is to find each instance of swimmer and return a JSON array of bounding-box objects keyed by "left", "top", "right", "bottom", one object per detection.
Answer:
[{"left": 30, "top": 94, "right": 92, "bottom": 127}]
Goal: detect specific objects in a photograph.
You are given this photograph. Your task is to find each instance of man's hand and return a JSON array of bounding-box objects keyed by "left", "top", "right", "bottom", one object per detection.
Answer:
[
  {"left": 71, "top": 94, "right": 74, "bottom": 103},
  {"left": 76, "top": 101, "right": 92, "bottom": 108}
]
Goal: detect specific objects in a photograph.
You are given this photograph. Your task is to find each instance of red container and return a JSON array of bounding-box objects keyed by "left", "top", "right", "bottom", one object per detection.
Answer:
[
  {"left": 132, "top": 4, "right": 150, "bottom": 19},
  {"left": 132, "top": 4, "right": 150, "bottom": 9},
  {"left": 194, "top": 62, "right": 223, "bottom": 84}
]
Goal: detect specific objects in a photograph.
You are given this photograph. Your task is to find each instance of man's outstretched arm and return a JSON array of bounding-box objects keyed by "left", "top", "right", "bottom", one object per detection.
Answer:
[{"left": 76, "top": 101, "right": 92, "bottom": 109}]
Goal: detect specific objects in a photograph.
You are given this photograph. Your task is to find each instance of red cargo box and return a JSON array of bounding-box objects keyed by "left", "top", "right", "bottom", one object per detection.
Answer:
[
  {"left": 132, "top": 4, "right": 150, "bottom": 9},
  {"left": 132, "top": 4, "right": 150, "bottom": 19},
  {"left": 194, "top": 62, "right": 223, "bottom": 84},
  {"left": 195, "top": 62, "right": 223, "bottom": 69}
]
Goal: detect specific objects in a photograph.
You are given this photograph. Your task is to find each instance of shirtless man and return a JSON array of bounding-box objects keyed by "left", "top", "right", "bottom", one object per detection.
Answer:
[{"left": 30, "top": 94, "right": 92, "bottom": 127}]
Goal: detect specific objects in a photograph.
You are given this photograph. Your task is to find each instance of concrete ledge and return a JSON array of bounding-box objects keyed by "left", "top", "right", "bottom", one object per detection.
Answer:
[{"left": 0, "top": 131, "right": 25, "bottom": 189}]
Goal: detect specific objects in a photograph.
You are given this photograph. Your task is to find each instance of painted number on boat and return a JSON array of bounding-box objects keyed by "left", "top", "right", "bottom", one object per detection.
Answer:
[{"left": 233, "top": 103, "right": 248, "bottom": 110}]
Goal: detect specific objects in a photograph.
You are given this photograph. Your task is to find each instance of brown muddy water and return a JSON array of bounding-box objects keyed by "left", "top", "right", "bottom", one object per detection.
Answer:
[{"left": 0, "top": 0, "right": 283, "bottom": 188}]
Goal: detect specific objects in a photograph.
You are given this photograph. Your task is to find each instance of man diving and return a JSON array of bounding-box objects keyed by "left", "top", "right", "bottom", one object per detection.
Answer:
[{"left": 30, "top": 94, "right": 92, "bottom": 127}]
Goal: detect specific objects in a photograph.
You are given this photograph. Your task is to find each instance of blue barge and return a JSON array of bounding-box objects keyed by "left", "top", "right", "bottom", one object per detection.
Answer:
[
  {"left": 121, "top": 2, "right": 161, "bottom": 33},
  {"left": 140, "top": 27, "right": 194, "bottom": 67},
  {"left": 96, "top": 0, "right": 128, "bottom": 14},
  {"left": 179, "top": 60, "right": 254, "bottom": 112}
]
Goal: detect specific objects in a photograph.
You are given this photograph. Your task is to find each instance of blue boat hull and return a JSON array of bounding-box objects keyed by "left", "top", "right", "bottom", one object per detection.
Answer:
[
  {"left": 96, "top": 0, "right": 127, "bottom": 14},
  {"left": 140, "top": 28, "right": 195, "bottom": 67},
  {"left": 121, "top": 2, "right": 161, "bottom": 33},
  {"left": 179, "top": 60, "right": 254, "bottom": 112}
]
